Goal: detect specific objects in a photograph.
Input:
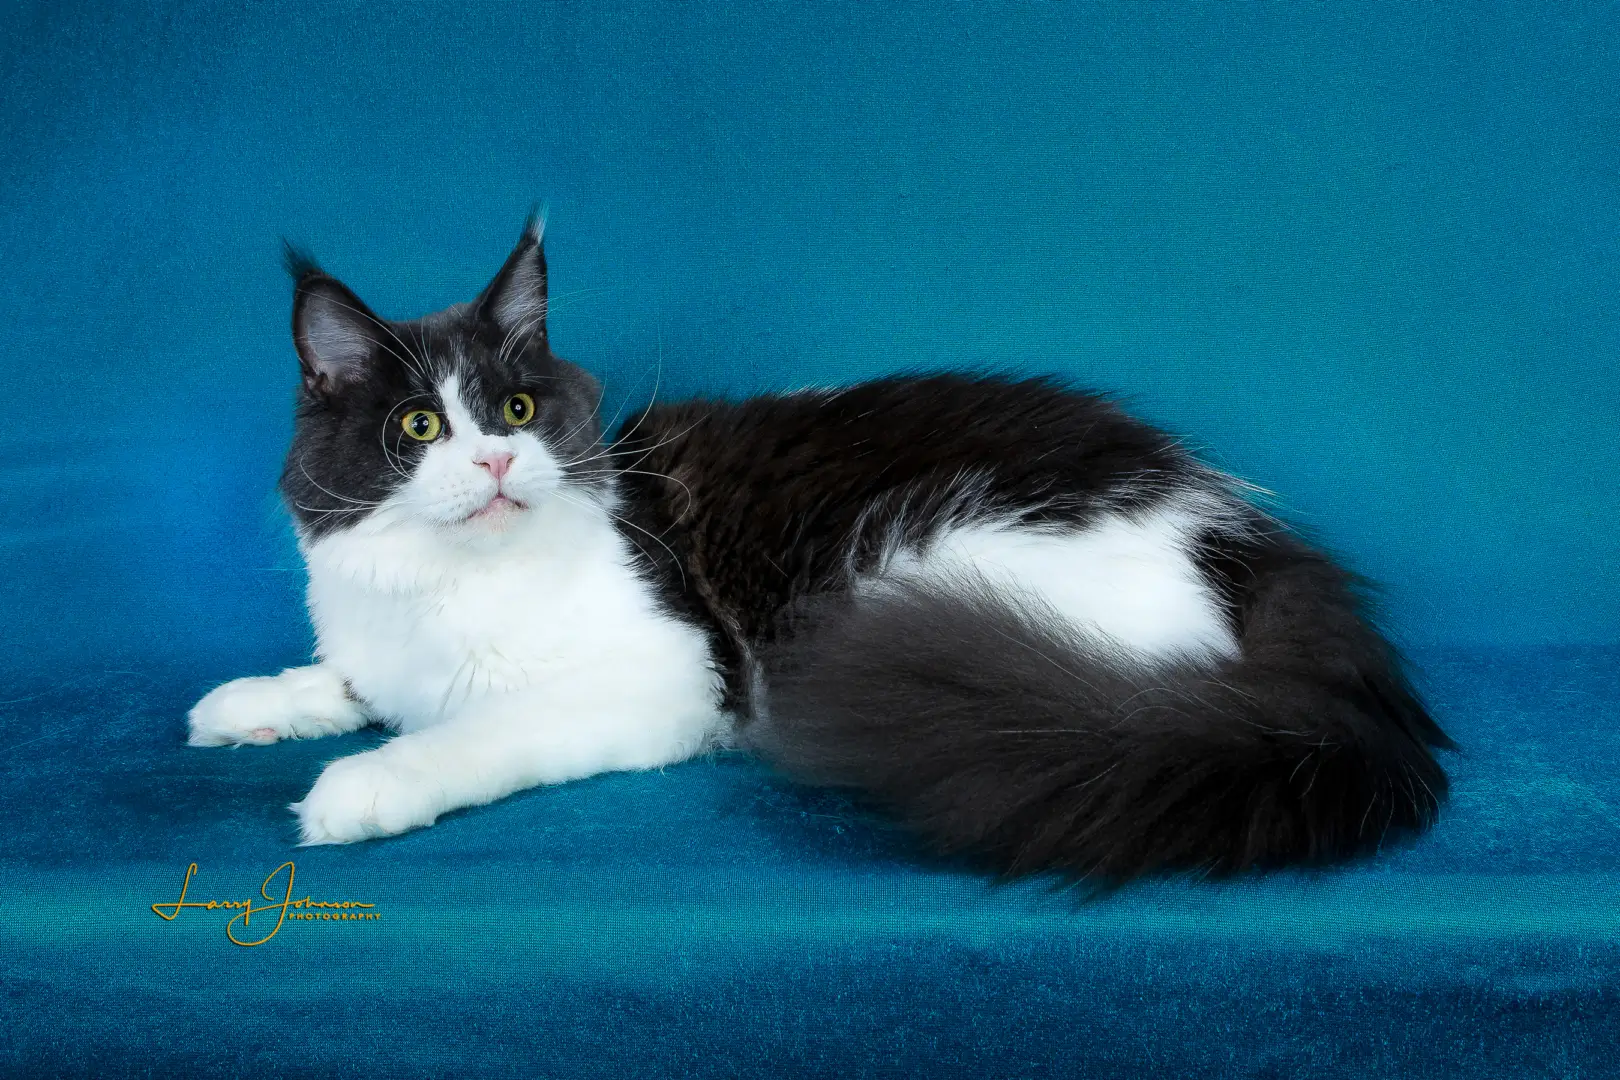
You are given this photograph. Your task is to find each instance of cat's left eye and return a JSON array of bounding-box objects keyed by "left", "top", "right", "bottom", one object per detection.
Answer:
[
  {"left": 402, "top": 410, "right": 443, "bottom": 442},
  {"left": 503, "top": 393, "right": 536, "bottom": 427}
]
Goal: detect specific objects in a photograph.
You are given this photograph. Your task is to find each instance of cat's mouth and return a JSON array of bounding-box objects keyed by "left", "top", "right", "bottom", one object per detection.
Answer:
[{"left": 466, "top": 493, "right": 527, "bottom": 522}]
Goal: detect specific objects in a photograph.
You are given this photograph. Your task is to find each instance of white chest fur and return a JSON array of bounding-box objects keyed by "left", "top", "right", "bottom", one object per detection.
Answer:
[{"left": 301, "top": 497, "right": 722, "bottom": 735}]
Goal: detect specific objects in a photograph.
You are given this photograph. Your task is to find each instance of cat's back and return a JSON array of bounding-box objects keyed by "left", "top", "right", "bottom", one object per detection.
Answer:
[
  {"left": 628, "top": 374, "right": 1182, "bottom": 500},
  {"left": 613, "top": 373, "right": 1224, "bottom": 659}
]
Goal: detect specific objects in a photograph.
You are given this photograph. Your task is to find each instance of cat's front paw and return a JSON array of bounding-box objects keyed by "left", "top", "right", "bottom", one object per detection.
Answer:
[
  {"left": 188, "top": 667, "right": 366, "bottom": 747},
  {"left": 291, "top": 750, "right": 441, "bottom": 845}
]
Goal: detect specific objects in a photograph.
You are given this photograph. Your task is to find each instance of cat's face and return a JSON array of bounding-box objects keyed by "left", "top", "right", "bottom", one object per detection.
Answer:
[{"left": 279, "top": 223, "right": 607, "bottom": 542}]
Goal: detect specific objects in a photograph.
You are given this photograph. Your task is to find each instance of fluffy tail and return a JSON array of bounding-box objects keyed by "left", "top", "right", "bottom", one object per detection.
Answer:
[{"left": 749, "top": 542, "right": 1453, "bottom": 882}]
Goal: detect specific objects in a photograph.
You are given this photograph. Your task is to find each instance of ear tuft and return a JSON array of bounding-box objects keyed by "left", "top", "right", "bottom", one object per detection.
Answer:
[
  {"left": 477, "top": 215, "right": 549, "bottom": 341},
  {"left": 291, "top": 273, "right": 383, "bottom": 395},
  {"left": 282, "top": 240, "right": 322, "bottom": 283},
  {"left": 522, "top": 203, "right": 547, "bottom": 246}
]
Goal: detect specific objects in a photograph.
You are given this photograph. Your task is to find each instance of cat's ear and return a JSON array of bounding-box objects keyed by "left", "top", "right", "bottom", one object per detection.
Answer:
[
  {"left": 475, "top": 214, "right": 548, "bottom": 343},
  {"left": 287, "top": 248, "right": 386, "bottom": 396}
]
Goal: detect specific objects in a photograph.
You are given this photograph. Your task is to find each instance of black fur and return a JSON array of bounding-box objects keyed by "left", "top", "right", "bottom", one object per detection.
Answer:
[{"left": 614, "top": 380, "right": 1453, "bottom": 882}]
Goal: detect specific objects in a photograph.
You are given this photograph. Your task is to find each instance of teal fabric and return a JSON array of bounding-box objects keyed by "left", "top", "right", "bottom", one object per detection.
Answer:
[
  {"left": 3, "top": 2, "right": 1617, "bottom": 1075},
  {"left": 3, "top": 651, "right": 1619, "bottom": 1076}
]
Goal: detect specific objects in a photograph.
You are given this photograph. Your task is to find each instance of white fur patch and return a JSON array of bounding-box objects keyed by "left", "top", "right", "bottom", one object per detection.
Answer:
[
  {"left": 302, "top": 491, "right": 722, "bottom": 731},
  {"left": 188, "top": 664, "right": 368, "bottom": 746},
  {"left": 290, "top": 483, "right": 727, "bottom": 841},
  {"left": 867, "top": 492, "right": 1241, "bottom": 664}
]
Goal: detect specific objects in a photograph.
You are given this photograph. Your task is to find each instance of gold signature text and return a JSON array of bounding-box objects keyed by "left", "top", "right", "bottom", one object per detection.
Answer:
[{"left": 151, "top": 862, "right": 378, "bottom": 947}]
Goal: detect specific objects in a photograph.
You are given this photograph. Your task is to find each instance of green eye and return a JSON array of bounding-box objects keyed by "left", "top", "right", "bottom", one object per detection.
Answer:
[
  {"left": 402, "top": 410, "right": 442, "bottom": 442},
  {"left": 503, "top": 392, "right": 536, "bottom": 427}
]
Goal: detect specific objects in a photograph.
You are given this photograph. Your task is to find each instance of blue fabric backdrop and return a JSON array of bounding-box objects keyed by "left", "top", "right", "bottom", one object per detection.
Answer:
[{"left": 3, "top": 2, "right": 1617, "bottom": 1076}]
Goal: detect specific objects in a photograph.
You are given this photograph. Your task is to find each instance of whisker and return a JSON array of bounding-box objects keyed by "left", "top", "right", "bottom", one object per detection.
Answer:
[
  {"left": 601, "top": 338, "right": 666, "bottom": 452},
  {"left": 571, "top": 467, "right": 696, "bottom": 521},
  {"left": 548, "top": 488, "right": 688, "bottom": 590},
  {"left": 548, "top": 346, "right": 631, "bottom": 451},
  {"left": 292, "top": 502, "right": 369, "bottom": 515},
  {"left": 297, "top": 462, "right": 383, "bottom": 507},
  {"left": 558, "top": 416, "right": 706, "bottom": 473}
]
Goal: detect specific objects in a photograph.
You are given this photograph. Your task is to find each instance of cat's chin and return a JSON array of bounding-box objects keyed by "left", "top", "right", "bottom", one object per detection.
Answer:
[{"left": 462, "top": 494, "right": 528, "bottom": 530}]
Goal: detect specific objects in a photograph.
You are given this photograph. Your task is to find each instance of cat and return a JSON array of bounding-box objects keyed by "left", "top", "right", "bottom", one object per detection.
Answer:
[{"left": 188, "top": 217, "right": 1453, "bottom": 880}]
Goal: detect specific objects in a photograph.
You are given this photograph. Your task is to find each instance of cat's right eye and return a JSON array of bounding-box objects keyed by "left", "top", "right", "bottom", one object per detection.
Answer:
[{"left": 402, "top": 410, "right": 443, "bottom": 442}]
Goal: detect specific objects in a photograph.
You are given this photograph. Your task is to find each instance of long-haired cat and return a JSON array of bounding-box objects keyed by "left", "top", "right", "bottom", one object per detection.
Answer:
[{"left": 188, "top": 218, "right": 1452, "bottom": 881}]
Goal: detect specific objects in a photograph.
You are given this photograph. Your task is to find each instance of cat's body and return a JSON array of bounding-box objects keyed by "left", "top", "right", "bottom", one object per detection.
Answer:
[
  {"left": 617, "top": 376, "right": 1245, "bottom": 700},
  {"left": 189, "top": 221, "right": 1452, "bottom": 879}
]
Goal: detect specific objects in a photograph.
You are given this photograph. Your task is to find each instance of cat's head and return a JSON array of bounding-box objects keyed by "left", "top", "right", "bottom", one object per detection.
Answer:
[{"left": 279, "top": 219, "right": 608, "bottom": 543}]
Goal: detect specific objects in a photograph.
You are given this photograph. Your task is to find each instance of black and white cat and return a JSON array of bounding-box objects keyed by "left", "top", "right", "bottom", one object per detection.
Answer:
[{"left": 189, "top": 219, "right": 1452, "bottom": 880}]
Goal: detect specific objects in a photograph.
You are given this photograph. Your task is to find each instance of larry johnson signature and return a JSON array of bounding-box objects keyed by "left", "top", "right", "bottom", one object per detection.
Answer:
[{"left": 151, "top": 862, "right": 379, "bottom": 947}]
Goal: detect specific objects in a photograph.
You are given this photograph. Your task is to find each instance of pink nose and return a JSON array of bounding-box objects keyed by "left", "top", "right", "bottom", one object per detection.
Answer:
[{"left": 474, "top": 450, "right": 514, "bottom": 483}]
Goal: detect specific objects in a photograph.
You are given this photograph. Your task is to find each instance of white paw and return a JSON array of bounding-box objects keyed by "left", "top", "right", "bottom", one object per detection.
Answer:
[
  {"left": 290, "top": 751, "right": 441, "bottom": 845},
  {"left": 188, "top": 667, "right": 365, "bottom": 747}
]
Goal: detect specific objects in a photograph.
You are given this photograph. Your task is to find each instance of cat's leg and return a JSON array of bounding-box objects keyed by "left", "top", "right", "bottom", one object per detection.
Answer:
[
  {"left": 290, "top": 690, "right": 725, "bottom": 844},
  {"left": 188, "top": 664, "right": 370, "bottom": 747}
]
